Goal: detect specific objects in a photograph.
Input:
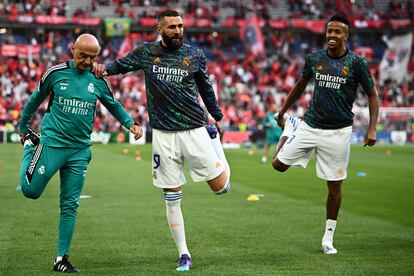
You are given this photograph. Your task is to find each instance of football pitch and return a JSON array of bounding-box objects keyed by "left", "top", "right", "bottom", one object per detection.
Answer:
[{"left": 1, "top": 143, "right": 413, "bottom": 275}]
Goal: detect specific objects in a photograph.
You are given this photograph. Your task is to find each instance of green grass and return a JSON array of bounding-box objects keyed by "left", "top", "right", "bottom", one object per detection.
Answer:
[{"left": 1, "top": 143, "right": 413, "bottom": 275}]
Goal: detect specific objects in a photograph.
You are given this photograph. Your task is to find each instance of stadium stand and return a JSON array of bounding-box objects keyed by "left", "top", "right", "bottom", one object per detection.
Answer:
[{"left": 1, "top": 0, "right": 413, "bottom": 143}]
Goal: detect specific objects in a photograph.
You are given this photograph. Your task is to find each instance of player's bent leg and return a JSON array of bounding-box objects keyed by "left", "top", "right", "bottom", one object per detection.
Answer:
[
  {"left": 20, "top": 144, "right": 52, "bottom": 199},
  {"left": 207, "top": 171, "right": 230, "bottom": 195},
  {"left": 206, "top": 124, "right": 231, "bottom": 191},
  {"left": 19, "top": 144, "right": 36, "bottom": 191},
  {"left": 271, "top": 114, "right": 300, "bottom": 166},
  {"left": 164, "top": 187, "right": 192, "bottom": 271},
  {"left": 271, "top": 132, "right": 292, "bottom": 172},
  {"left": 272, "top": 160, "right": 290, "bottom": 172},
  {"left": 322, "top": 180, "right": 342, "bottom": 254},
  {"left": 20, "top": 143, "right": 36, "bottom": 175}
]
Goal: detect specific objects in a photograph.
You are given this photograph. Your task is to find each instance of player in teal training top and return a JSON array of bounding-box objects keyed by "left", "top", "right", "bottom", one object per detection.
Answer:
[
  {"left": 272, "top": 14, "right": 379, "bottom": 254},
  {"left": 18, "top": 34, "right": 142, "bottom": 273},
  {"left": 261, "top": 104, "right": 282, "bottom": 163},
  {"left": 93, "top": 10, "right": 231, "bottom": 271}
]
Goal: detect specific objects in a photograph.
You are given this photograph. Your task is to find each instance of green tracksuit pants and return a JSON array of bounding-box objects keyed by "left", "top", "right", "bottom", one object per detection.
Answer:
[{"left": 20, "top": 143, "right": 91, "bottom": 256}]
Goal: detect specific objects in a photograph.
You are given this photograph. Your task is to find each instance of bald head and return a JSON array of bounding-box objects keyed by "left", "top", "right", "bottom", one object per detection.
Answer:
[{"left": 71, "top": 34, "right": 101, "bottom": 71}]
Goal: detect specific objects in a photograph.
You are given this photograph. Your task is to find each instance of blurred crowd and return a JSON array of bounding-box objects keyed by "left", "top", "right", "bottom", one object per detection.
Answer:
[
  {"left": 287, "top": 0, "right": 414, "bottom": 20},
  {"left": 1, "top": 30, "right": 414, "bottom": 134},
  {"left": 1, "top": 0, "right": 413, "bottom": 20}
]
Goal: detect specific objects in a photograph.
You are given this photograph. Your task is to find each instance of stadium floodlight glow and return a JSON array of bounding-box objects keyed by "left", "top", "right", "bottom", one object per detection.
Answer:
[{"left": 0, "top": 28, "right": 7, "bottom": 34}]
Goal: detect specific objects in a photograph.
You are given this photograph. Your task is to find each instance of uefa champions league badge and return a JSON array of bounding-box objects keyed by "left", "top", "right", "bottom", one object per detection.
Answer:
[{"left": 88, "top": 83, "right": 95, "bottom": 93}]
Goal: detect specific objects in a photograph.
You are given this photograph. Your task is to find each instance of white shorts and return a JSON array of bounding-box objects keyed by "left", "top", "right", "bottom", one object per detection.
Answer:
[
  {"left": 152, "top": 127, "right": 225, "bottom": 189},
  {"left": 277, "top": 121, "right": 352, "bottom": 181}
]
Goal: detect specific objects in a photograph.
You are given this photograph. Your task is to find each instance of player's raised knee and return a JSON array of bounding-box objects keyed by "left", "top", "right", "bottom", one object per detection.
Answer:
[
  {"left": 213, "top": 182, "right": 230, "bottom": 195},
  {"left": 208, "top": 172, "right": 230, "bottom": 195},
  {"left": 272, "top": 159, "right": 289, "bottom": 172},
  {"left": 21, "top": 187, "right": 41, "bottom": 199}
]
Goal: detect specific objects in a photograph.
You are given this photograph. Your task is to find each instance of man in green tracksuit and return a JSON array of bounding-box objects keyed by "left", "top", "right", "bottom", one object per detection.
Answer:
[{"left": 18, "top": 34, "right": 142, "bottom": 273}]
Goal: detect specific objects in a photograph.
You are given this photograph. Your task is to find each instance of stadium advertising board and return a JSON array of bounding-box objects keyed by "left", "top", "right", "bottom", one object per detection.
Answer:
[
  {"left": 2, "top": 131, "right": 413, "bottom": 144},
  {"left": 0, "top": 45, "right": 41, "bottom": 58}
]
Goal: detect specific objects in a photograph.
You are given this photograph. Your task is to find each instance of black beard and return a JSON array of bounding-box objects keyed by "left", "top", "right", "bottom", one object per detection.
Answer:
[{"left": 162, "top": 33, "right": 183, "bottom": 50}]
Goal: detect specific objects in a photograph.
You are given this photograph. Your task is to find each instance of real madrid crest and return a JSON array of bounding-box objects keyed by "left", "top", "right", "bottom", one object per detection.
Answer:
[
  {"left": 38, "top": 165, "right": 45, "bottom": 175},
  {"left": 88, "top": 82, "right": 95, "bottom": 93},
  {"left": 183, "top": 57, "right": 190, "bottom": 67},
  {"left": 342, "top": 66, "right": 349, "bottom": 76}
]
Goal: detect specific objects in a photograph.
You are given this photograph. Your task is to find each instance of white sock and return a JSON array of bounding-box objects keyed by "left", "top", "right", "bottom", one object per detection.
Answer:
[
  {"left": 55, "top": 256, "right": 63, "bottom": 264},
  {"left": 164, "top": 192, "right": 190, "bottom": 257},
  {"left": 322, "top": 219, "right": 337, "bottom": 245},
  {"left": 210, "top": 134, "right": 230, "bottom": 187}
]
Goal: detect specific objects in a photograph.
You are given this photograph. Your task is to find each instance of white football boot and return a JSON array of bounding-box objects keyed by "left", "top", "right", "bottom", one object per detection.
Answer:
[{"left": 322, "top": 241, "right": 338, "bottom": 254}]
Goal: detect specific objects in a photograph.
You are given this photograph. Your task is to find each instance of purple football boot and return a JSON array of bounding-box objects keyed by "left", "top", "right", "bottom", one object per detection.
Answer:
[{"left": 176, "top": 254, "right": 192, "bottom": 271}]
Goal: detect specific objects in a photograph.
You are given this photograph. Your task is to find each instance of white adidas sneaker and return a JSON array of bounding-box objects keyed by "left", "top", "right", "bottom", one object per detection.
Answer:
[{"left": 322, "top": 242, "right": 338, "bottom": 254}]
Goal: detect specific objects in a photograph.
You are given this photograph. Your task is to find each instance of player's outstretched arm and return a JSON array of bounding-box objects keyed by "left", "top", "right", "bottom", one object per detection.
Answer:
[
  {"left": 364, "top": 86, "right": 379, "bottom": 147},
  {"left": 276, "top": 76, "right": 308, "bottom": 128},
  {"left": 93, "top": 46, "right": 144, "bottom": 78}
]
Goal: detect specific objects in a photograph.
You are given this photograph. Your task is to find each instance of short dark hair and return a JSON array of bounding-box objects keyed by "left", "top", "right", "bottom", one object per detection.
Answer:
[
  {"left": 158, "top": 10, "right": 180, "bottom": 22},
  {"left": 328, "top": 14, "right": 350, "bottom": 31}
]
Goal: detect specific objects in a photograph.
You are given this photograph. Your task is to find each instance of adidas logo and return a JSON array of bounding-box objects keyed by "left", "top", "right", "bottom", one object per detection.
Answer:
[{"left": 215, "top": 162, "right": 222, "bottom": 168}]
